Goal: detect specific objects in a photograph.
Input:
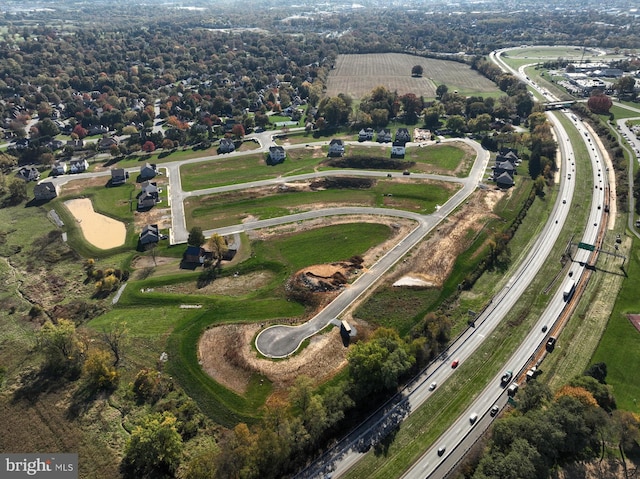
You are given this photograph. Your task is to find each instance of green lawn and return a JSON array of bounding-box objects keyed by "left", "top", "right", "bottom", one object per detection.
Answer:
[{"left": 184, "top": 180, "right": 456, "bottom": 230}]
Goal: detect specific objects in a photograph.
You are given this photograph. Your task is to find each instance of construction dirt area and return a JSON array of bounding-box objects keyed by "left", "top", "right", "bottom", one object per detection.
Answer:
[
  {"left": 64, "top": 198, "right": 127, "bottom": 249},
  {"left": 198, "top": 186, "right": 507, "bottom": 399}
]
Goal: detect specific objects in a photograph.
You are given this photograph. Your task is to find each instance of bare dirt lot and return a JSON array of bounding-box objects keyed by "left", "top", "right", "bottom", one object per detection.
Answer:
[
  {"left": 197, "top": 188, "right": 505, "bottom": 397},
  {"left": 64, "top": 198, "right": 126, "bottom": 249},
  {"left": 326, "top": 53, "right": 499, "bottom": 99}
]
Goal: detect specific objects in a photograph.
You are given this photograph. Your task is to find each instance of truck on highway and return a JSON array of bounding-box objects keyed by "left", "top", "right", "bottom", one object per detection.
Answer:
[
  {"left": 563, "top": 280, "right": 576, "bottom": 301},
  {"left": 500, "top": 370, "right": 513, "bottom": 386}
]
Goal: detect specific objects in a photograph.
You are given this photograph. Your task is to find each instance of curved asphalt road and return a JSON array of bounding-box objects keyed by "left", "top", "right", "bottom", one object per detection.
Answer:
[{"left": 255, "top": 140, "right": 490, "bottom": 357}]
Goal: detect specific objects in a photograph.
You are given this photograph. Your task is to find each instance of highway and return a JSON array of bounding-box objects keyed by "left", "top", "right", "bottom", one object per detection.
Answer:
[
  {"left": 397, "top": 49, "right": 607, "bottom": 479},
  {"left": 294, "top": 48, "right": 609, "bottom": 479}
]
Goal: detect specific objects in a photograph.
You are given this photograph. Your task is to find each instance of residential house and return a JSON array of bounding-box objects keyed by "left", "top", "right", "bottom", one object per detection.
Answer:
[
  {"left": 496, "top": 171, "right": 515, "bottom": 188},
  {"left": 98, "top": 135, "right": 119, "bottom": 151},
  {"left": 137, "top": 181, "right": 159, "bottom": 210},
  {"left": 69, "top": 159, "right": 89, "bottom": 174},
  {"left": 139, "top": 224, "right": 160, "bottom": 246},
  {"left": 377, "top": 128, "right": 392, "bottom": 143},
  {"left": 51, "top": 161, "right": 67, "bottom": 176},
  {"left": 391, "top": 141, "right": 406, "bottom": 158},
  {"left": 110, "top": 168, "right": 127, "bottom": 186},
  {"left": 358, "top": 128, "right": 374, "bottom": 141},
  {"left": 219, "top": 137, "right": 236, "bottom": 153},
  {"left": 66, "top": 139, "right": 84, "bottom": 150},
  {"left": 267, "top": 146, "right": 286, "bottom": 165},
  {"left": 88, "top": 125, "right": 109, "bottom": 136},
  {"left": 395, "top": 128, "right": 411, "bottom": 144},
  {"left": 46, "top": 139, "right": 65, "bottom": 151},
  {"left": 496, "top": 149, "right": 520, "bottom": 166},
  {"left": 184, "top": 245, "right": 205, "bottom": 264},
  {"left": 33, "top": 181, "right": 59, "bottom": 201},
  {"left": 15, "top": 138, "right": 30, "bottom": 150},
  {"left": 492, "top": 161, "right": 516, "bottom": 180},
  {"left": 16, "top": 166, "right": 40, "bottom": 182},
  {"left": 328, "top": 139, "right": 345, "bottom": 157},
  {"left": 139, "top": 163, "right": 157, "bottom": 181}
]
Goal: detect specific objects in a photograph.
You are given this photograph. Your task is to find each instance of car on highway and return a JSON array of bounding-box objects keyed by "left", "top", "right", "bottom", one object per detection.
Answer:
[
  {"left": 451, "top": 359, "right": 460, "bottom": 368},
  {"left": 500, "top": 370, "right": 513, "bottom": 386},
  {"left": 428, "top": 381, "right": 437, "bottom": 391},
  {"left": 490, "top": 405, "right": 500, "bottom": 416},
  {"left": 437, "top": 446, "right": 446, "bottom": 456},
  {"left": 469, "top": 413, "right": 478, "bottom": 424},
  {"left": 542, "top": 325, "right": 548, "bottom": 333}
]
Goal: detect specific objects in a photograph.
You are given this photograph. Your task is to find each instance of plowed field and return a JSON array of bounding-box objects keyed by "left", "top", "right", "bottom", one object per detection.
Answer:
[{"left": 326, "top": 53, "right": 498, "bottom": 99}]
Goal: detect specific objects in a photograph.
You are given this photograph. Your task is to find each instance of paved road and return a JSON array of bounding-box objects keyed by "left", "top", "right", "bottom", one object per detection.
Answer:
[{"left": 255, "top": 140, "right": 490, "bottom": 357}]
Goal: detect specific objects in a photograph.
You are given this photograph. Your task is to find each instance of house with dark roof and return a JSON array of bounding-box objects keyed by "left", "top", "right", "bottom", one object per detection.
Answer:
[
  {"left": 137, "top": 181, "right": 159, "bottom": 210},
  {"left": 358, "top": 128, "right": 374, "bottom": 142},
  {"left": 328, "top": 139, "right": 345, "bottom": 157},
  {"left": 184, "top": 245, "right": 205, "bottom": 264},
  {"left": 493, "top": 161, "right": 516, "bottom": 180},
  {"left": 219, "top": 137, "right": 236, "bottom": 153},
  {"left": 395, "top": 128, "right": 411, "bottom": 144},
  {"left": 110, "top": 168, "right": 127, "bottom": 186},
  {"left": 139, "top": 163, "right": 157, "bottom": 181},
  {"left": 98, "top": 136, "right": 119, "bottom": 151},
  {"left": 66, "top": 139, "right": 84, "bottom": 150},
  {"left": 377, "top": 128, "right": 392, "bottom": 143},
  {"left": 496, "top": 171, "right": 515, "bottom": 188},
  {"left": 16, "top": 166, "right": 40, "bottom": 182},
  {"left": 139, "top": 224, "right": 160, "bottom": 246},
  {"left": 267, "top": 146, "right": 286, "bottom": 165},
  {"left": 33, "top": 181, "right": 59, "bottom": 201}
]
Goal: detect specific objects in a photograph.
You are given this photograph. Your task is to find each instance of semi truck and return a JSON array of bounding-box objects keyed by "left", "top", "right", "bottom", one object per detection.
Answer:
[{"left": 563, "top": 280, "right": 576, "bottom": 301}]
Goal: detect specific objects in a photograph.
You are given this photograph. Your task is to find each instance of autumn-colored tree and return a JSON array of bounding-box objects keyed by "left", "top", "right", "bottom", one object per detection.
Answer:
[
  {"left": 141, "top": 140, "right": 155, "bottom": 153},
  {"left": 84, "top": 349, "right": 119, "bottom": 390},
  {"left": 206, "top": 233, "right": 228, "bottom": 269},
  {"left": 231, "top": 123, "right": 245, "bottom": 139},
  {"left": 72, "top": 124, "right": 88, "bottom": 139},
  {"left": 587, "top": 91, "right": 613, "bottom": 114},
  {"left": 554, "top": 385, "right": 599, "bottom": 408}
]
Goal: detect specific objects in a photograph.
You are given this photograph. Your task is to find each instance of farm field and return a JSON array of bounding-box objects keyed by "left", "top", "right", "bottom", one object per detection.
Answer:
[{"left": 326, "top": 53, "right": 499, "bottom": 99}]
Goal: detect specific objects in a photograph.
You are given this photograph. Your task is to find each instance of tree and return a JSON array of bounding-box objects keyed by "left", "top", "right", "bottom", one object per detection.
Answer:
[
  {"left": 445, "top": 115, "right": 466, "bottom": 134},
  {"left": 141, "top": 140, "right": 155, "bottom": 153},
  {"left": 435, "top": 84, "right": 448, "bottom": 99},
  {"left": 348, "top": 327, "right": 415, "bottom": 397},
  {"left": 411, "top": 64, "right": 423, "bottom": 77},
  {"left": 72, "top": 124, "right": 88, "bottom": 139},
  {"left": 121, "top": 412, "right": 183, "bottom": 479},
  {"left": 399, "top": 93, "right": 423, "bottom": 124},
  {"left": 37, "top": 319, "right": 83, "bottom": 373},
  {"left": 8, "top": 179, "right": 28, "bottom": 204},
  {"left": 35, "top": 118, "right": 60, "bottom": 138},
  {"left": 83, "top": 349, "right": 119, "bottom": 390},
  {"left": 231, "top": 123, "right": 245, "bottom": 139},
  {"left": 206, "top": 233, "right": 228, "bottom": 269},
  {"left": 101, "top": 322, "right": 129, "bottom": 366},
  {"left": 187, "top": 226, "right": 205, "bottom": 247},
  {"left": 587, "top": 91, "right": 613, "bottom": 114}
]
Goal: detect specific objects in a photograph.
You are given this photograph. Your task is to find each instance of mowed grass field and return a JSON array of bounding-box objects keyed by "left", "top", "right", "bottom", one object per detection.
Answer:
[{"left": 326, "top": 53, "right": 499, "bottom": 99}]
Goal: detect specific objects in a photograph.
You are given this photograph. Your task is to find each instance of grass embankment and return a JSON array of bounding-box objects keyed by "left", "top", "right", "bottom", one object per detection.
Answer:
[{"left": 89, "top": 223, "right": 394, "bottom": 426}]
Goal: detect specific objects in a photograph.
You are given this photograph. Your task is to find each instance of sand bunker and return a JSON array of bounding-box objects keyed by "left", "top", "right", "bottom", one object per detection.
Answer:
[{"left": 64, "top": 198, "right": 126, "bottom": 249}]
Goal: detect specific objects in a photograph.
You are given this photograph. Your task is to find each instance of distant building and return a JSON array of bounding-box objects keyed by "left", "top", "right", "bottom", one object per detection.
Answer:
[
  {"left": 51, "top": 161, "right": 67, "bottom": 176},
  {"left": 395, "top": 128, "right": 411, "bottom": 144},
  {"left": 219, "top": 137, "right": 236, "bottom": 153},
  {"left": 358, "top": 128, "right": 374, "bottom": 141},
  {"left": 137, "top": 181, "right": 159, "bottom": 210},
  {"left": 391, "top": 141, "right": 406, "bottom": 158},
  {"left": 69, "top": 159, "right": 89, "bottom": 174},
  {"left": 328, "top": 139, "right": 345, "bottom": 157},
  {"left": 16, "top": 166, "right": 40, "bottom": 182},
  {"left": 267, "top": 146, "right": 286, "bottom": 165}
]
